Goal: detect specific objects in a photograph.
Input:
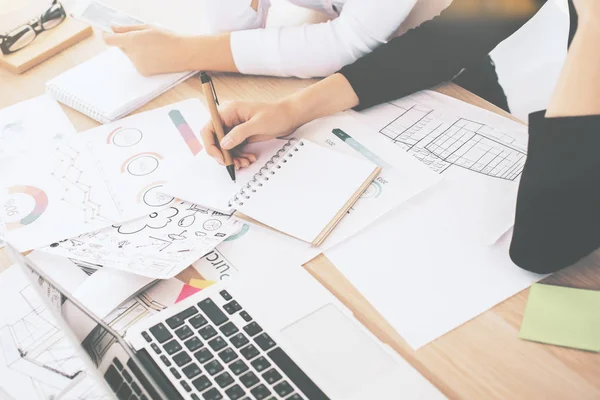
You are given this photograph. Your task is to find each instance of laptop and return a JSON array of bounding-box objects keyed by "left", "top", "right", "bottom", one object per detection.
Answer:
[{"left": 7, "top": 243, "right": 444, "bottom": 400}]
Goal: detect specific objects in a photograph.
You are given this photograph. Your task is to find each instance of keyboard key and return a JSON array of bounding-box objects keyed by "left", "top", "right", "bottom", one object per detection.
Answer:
[
  {"left": 239, "top": 311, "right": 252, "bottom": 322},
  {"left": 199, "top": 325, "right": 218, "bottom": 340},
  {"left": 175, "top": 325, "right": 194, "bottom": 341},
  {"left": 219, "top": 322, "right": 239, "bottom": 337},
  {"left": 131, "top": 381, "right": 142, "bottom": 395},
  {"left": 194, "top": 348, "right": 214, "bottom": 363},
  {"left": 166, "top": 306, "right": 198, "bottom": 329},
  {"left": 181, "top": 380, "right": 193, "bottom": 392},
  {"left": 185, "top": 336, "right": 204, "bottom": 352},
  {"left": 122, "top": 369, "right": 133, "bottom": 383},
  {"left": 250, "top": 384, "right": 271, "bottom": 400},
  {"left": 273, "top": 381, "right": 293, "bottom": 398},
  {"left": 287, "top": 394, "right": 302, "bottom": 400},
  {"left": 192, "top": 394, "right": 201, "bottom": 400},
  {"left": 218, "top": 347, "right": 238, "bottom": 364},
  {"left": 239, "top": 371, "right": 259, "bottom": 388},
  {"left": 116, "top": 383, "right": 132, "bottom": 400},
  {"left": 183, "top": 362, "right": 202, "bottom": 379},
  {"left": 215, "top": 371, "right": 235, "bottom": 388},
  {"left": 220, "top": 290, "right": 232, "bottom": 301},
  {"left": 149, "top": 323, "right": 173, "bottom": 343},
  {"left": 104, "top": 365, "right": 123, "bottom": 392},
  {"left": 205, "top": 359, "right": 224, "bottom": 376},
  {"left": 198, "top": 298, "right": 229, "bottom": 326},
  {"left": 113, "top": 358, "right": 124, "bottom": 370},
  {"left": 209, "top": 336, "right": 227, "bottom": 352},
  {"left": 160, "top": 355, "right": 172, "bottom": 367},
  {"left": 170, "top": 367, "right": 181, "bottom": 379},
  {"left": 223, "top": 301, "right": 242, "bottom": 315},
  {"left": 242, "top": 322, "right": 262, "bottom": 337},
  {"left": 229, "top": 359, "right": 249, "bottom": 376},
  {"left": 190, "top": 314, "right": 209, "bottom": 329},
  {"left": 225, "top": 384, "right": 246, "bottom": 400},
  {"left": 262, "top": 369, "right": 282, "bottom": 385},
  {"left": 267, "top": 347, "right": 328, "bottom": 400},
  {"left": 173, "top": 351, "right": 192, "bottom": 367},
  {"left": 240, "top": 344, "right": 259, "bottom": 360},
  {"left": 230, "top": 333, "right": 249, "bottom": 349},
  {"left": 253, "top": 333, "right": 275, "bottom": 351},
  {"left": 192, "top": 375, "right": 212, "bottom": 391},
  {"left": 141, "top": 331, "right": 152, "bottom": 343},
  {"left": 250, "top": 357, "right": 270, "bottom": 373},
  {"left": 163, "top": 340, "right": 182, "bottom": 355},
  {"left": 202, "top": 388, "right": 224, "bottom": 400},
  {"left": 150, "top": 343, "right": 162, "bottom": 354}
]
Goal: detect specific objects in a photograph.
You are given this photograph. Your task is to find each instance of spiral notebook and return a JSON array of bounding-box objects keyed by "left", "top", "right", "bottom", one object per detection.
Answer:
[
  {"left": 45, "top": 48, "right": 195, "bottom": 123},
  {"left": 162, "top": 138, "right": 381, "bottom": 246}
]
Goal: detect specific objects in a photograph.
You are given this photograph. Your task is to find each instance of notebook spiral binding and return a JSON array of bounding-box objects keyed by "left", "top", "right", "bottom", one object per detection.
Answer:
[
  {"left": 46, "top": 84, "right": 109, "bottom": 124},
  {"left": 228, "top": 138, "right": 305, "bottom": 209}
]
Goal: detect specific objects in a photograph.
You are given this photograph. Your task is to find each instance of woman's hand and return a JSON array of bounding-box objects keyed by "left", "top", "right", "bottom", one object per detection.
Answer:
[
  {"left": 200, "top": 101, "right": 300, "bottom": 169},
  {"left": 103, "top": 25, "right": 195, "bottom": 76}
]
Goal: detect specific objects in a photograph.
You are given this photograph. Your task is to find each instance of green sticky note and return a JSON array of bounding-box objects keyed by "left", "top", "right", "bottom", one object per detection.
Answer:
[{"left": 520, "top": 283, "right": 600, "bottom": 352}]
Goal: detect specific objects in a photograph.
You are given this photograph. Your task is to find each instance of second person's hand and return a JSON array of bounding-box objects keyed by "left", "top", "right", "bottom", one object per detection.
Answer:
[{"left": 200, "top": 101, "right": 300, "bottom": 169}]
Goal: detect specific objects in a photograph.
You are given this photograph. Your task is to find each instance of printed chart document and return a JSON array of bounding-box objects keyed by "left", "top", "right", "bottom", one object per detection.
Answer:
[
  {"left": 0, "top": 265, "right": 109, "bottom": 400},
  {"left": 42, "top": 201, "right": 241, "bottom": 279},
  {"left": 0, "top": 99, "right": 208, "bottom": 251},
  {"left": 0, "top": 95, "right": 76, "bottom": 161},
  {"left": 352, "top": 90, "right": 528, "bottom": 245}
]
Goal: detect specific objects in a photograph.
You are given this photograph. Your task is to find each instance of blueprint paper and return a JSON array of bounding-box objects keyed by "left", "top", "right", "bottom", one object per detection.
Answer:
[
  {"left": 26, "top": 251, "right": 153, "bottom": 319},
  {"left": 292, "top": 114, "right": 440, "bottom": 250},
  {"left": 42, "top": 201, "right": 241, "bottom": 279},
  {"left": 0, "top": 99, "right": 209, "bottom": 252},
  {"left": 0, "top": 95, "right": 76, "bottom": 161},
  {"left": 352, "top": 90, "right": 528, "bottom": 245},
  {"left": 0, "top": 265, "right": 110, "bottom": 400}
]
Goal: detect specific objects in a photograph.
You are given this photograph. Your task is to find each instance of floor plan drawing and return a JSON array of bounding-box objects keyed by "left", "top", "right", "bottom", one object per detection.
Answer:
[{"left": 379, "top": 102, "right": 527, "bottom": 180}]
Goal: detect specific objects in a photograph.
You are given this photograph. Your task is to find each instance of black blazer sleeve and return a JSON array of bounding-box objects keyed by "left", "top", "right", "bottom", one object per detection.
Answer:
[
  {"left": 338, "top": 1, "right": 546, "bottom": 110},
  {"left": 510, "top": 112, "right": 600, "bottom": 274}
]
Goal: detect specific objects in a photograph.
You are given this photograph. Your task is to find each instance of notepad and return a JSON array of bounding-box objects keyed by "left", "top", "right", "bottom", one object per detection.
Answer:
[
  {"left": 519, "top": 283, "right": 600, "bottom": 352},
  {"left": 162, "top": 139, "right": 381, "bottom": 246},
  {"left": 45, "top": 48, "right": 195, "bottom": 123}
]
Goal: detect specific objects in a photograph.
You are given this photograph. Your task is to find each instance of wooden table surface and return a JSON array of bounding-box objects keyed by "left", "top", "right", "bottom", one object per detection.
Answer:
[{"left": 2, "top": 10, "right": 600, "bottom": 400}]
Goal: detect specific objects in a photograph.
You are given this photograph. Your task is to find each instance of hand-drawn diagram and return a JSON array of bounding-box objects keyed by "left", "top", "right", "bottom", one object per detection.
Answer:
[
  {"left": 0, "top": 267, "right": 109, "bottom": 400},
  {"left": 122, "top": 152, "right": 162, "bottom": 177},
  {"left": 106, "top": 127, "right": 143, "bottom": 147},
  {"left": 378, "top": 102, "right": 527, "bottom": 180},
  {"left": 139, "top": 182, "right": 174, "bottom": 208},
  {"left": 4, "top": 186, "right": 49, "bottom": 230},
  {"left": 42, "top": 202, "right": 240, "bottom": 279}
]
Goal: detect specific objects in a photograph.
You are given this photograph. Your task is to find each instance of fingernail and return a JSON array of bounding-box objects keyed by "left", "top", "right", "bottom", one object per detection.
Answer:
[
  {"left": 216, "top": 159, "right": 224, "bottom": 165},
  {"left": 221, "top": 138, "right": 233, "bottom": 149}
]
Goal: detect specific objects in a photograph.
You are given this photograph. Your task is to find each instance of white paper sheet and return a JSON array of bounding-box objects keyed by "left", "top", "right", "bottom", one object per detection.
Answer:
[
  {"left": 41, "top": 201, "right": 240, "bottom": 279},
  {"left": 0, "top": 265, "right": 110, "bottom": 400},
  {"left": 352, "top": 90, "right": 528, "bottom": 245},
  {"left": 291, "top": 114, "right": 440, "bottom": 250},
  {"left": 0, "top": 99, "right": 209, "bottom": 252},
  {"left": 26, "top": 251, "right": 154, "bottom": 318},
  {"left": 325, "top": 196, "right": 545, "bottom": 350},
  {"left": 0, "top": 95, "right": 76, "bottom": 161}
]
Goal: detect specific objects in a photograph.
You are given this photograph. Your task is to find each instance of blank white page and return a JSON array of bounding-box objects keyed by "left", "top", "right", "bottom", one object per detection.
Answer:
[
  {"left": 238, "top": 140, "right": 377, "bottom": 243},
  {"left": 162, "top": 139, "right": 288, "bottom": 213},
  {"left": 46, "top": 48, "right": 191, "bottom": 120}
]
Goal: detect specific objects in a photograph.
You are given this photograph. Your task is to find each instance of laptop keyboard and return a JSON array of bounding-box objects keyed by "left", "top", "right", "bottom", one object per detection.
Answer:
[
  {"left": 104, "top": 357, "right": 149, "bottom": 400},
  {"left": 142, "top": 290, "right": 327, "bottom": 400}
]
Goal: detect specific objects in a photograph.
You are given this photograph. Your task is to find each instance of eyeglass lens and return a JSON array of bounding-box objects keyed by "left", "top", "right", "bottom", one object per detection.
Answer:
[
  {"left": 5, "top": 25, "right": 36, "bottom": 52},
  {"left": 41, "top": 2, "right": 66, "bottom": 30}
]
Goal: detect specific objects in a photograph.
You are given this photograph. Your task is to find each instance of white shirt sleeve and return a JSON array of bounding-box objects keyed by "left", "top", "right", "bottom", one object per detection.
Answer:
[
  {"left": 230, "top": 0, "right": 418, "bottom": 78},
  {"left": 202, "top": 0, "right": 271, "bottom": 33}
]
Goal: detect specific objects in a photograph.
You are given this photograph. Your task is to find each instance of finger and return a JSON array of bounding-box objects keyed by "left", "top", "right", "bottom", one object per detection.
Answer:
[
  {"left": 237, "top": 153, "right": 257, "bottom": 163},
  {"left": 111, "top": 24, "right": 149, "bottom": 33},
  {"left": 200, "top": 123, "right": 224, "bottom": 165},
  {"left": 220, "top": 121, "right": 257, "bottom": 150},
  {"left": 246, "top": 134, "right": 276, "bottom": 144},
  {"left": 102, "top": 32, "right": 123, "bottom": 47},
  {"left": 233, "top": 159, "right": 241, "bottom": 170},
  {"left": 236, "top": 156, "right": 251, "bottom": 168}
]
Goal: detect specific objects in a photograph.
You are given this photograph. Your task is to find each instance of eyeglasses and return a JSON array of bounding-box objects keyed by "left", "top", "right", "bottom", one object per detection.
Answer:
[{"left": 0, "top": 1, "right": 67, "bottom": 55}]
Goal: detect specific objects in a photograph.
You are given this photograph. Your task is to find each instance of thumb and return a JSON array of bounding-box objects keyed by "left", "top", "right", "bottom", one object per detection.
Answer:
[
  {"left": 220, "top": 122, "right": 256, "bottom": 150},
  {"left": 111, "top": 24, "right": 149, "bottom": 33}
]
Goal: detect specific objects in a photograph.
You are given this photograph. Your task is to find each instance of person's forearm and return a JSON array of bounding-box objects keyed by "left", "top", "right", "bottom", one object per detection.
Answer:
[
  {"left": 546, "top": 22, "right": 600, "bottom": 117},
  {"left": 182, "top": 33, "right": 239, "bottom": 73},
  {"left": 280, "top": 74, "right": 359, "bottom": 128}
]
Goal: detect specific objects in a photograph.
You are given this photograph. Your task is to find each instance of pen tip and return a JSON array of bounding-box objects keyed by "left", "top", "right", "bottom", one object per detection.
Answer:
[{"left": 226, "top": 165, "right": 236, "bottom": 182}]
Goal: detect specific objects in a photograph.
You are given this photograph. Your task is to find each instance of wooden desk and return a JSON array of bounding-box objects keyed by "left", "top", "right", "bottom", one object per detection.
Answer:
[{"left": 2, "top": 26, "right": 600, "bottom": 400}]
